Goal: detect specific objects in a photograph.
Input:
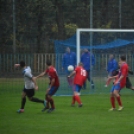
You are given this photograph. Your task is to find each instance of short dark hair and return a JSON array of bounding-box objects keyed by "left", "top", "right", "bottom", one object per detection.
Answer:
[
  {"left": 46, "top": 60, "right": 51, "bottom": 66},
  {"left": 120, "top": 55, "right": 126, "bottom": 61},
  {"left": 19, "top": 61, "right": 25, "bottom": 67}
]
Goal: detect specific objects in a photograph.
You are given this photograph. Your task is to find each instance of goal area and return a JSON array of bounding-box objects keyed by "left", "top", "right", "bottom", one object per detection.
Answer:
[{"left": 54, "top": 29, "right": 134, "bottom": 95}]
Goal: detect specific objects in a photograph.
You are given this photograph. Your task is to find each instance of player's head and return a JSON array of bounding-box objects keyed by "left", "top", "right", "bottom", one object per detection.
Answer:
[
  {"left": 120, "top": 55, "right": 126, "bottom": 62},
  {"left": 78, "top": 62, "right": 83, "bottom": 66},
  {"left": 19, "top": 61, "right": 25, "bottom": 68},
  {"left": 84, "top": 48, "right": 88, "bottom": 53},
  {"left": 66, "top": 47, "right": 70, "bottom": 53},
  {"left": 46, "top": 59, "right": 52, "bottom": 66},
  {"left": 109, "top": 54, "right": 114, "bottom": 60}
]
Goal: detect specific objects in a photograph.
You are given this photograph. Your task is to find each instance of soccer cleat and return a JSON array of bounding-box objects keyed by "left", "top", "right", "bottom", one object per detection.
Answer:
[
  {"left": 47, "top": 108, "right": 55, "bottom": 113},
  {"left": 109, "top": 108, "right": 116, "bottom": 111},
  {"left": 118, "top": 106, "right": 123, "bottom": 111},
  {"left": 78, "top": 104, "right": 83, "bottom": 107},
  {"left": 42, "top": 107, "right": 49, "bottom": 112},
  {"left": 17, "top": 109, "right": 24, "bottom": 113}
]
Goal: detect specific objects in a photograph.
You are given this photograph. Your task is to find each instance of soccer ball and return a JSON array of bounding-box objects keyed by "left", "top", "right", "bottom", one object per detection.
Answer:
[{"left": 68, "top": 65, "right": 74, "bottom": 72}]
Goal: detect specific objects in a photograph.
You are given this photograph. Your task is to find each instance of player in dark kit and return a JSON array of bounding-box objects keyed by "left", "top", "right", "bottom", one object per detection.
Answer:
[
  {"left": 68, "top": 63, "right": 87, "bottom": 107},
  {"left": 36, "top": 60, "right": 60, "bottom": 113}
]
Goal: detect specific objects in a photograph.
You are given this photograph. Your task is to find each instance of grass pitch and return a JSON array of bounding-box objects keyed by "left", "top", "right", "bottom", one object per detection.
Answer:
[{"left": 0, "top": 91, "right": 134, "bottom": 134}]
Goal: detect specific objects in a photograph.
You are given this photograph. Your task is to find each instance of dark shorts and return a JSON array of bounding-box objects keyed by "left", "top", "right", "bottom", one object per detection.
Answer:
[
  {"left": 48, "top": 86, "right": 59, "bottom": 96},
  {"left": 23, "top": 88, "right": 35, "bottom": 97},
  {"left": 126, "top": 77, "right": 132, "bottom": 89}
]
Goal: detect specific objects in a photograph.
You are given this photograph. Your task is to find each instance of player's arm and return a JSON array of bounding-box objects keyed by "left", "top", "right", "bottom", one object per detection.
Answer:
[
  {"left": 36, "top": 71, "right": 46, "bottom": 78},
  {"left": 114, "top": 67, "right": 127, "bottom": 85},
  {"left": 49, "top": 78, "right": 55, "bottom": 88},
  {"left": 114, "top": 75, "right": 124, "bottom": 85},
  {"left": 32, "top": 77, "right": 38, "bottom": 90},
  {"left": 68, "top": 70, "right": 76, "bottom": 78},
  {"left": 46, "top": 78, "right": 55, "bottom": 93},
  {"left": 105, "top": 75, "right": 118, "bottom": 87}
]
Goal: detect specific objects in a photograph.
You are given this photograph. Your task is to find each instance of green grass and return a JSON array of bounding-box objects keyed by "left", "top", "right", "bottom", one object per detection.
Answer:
[
  {"left": 0, "top": 91, "right": 134, "bottom": 134},
  {"left": 0, "top": 77, "right": 134, "bottom": 134}
]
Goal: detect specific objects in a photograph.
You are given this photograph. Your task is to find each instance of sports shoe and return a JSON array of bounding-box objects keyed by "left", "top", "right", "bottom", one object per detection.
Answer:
[
  {"left": 42, "top": 107, "right": 49, "bottom": 112},
  {"left": 118, "top": 106, "right": 123, "bottom": 111},
  {"left": 78, "top": 104, "right": 83, "bottom": 107},
  {"left": 109, "top": 108, "right": 116, "bottom": 111},
  {"left": 17, "top": 109, "right": 24, "bottom": 113},
  {"left": 47, "top": 108, "right": 55, "bottom": 113}
]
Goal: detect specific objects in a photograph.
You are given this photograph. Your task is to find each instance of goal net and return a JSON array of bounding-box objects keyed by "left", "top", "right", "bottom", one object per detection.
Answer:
[{"left": 54, "top": 29, "right": 134, "bottom": 95}]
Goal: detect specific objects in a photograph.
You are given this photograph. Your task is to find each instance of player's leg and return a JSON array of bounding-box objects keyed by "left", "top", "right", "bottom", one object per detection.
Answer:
[
  {"left": 74, "top": 85, "right": 83, "bottom": 107},
  {"left": 17, "top": 89, "right": 26, "bottom": 113},
  {"left": 113, "top": 84, "right": 123, "bottom": 111},
  {"left": 109, "top": 86, "right": 116, "bottom": 111},
  {"left": 47, "top": 86, "right": 59, "bottom": 113},
  {"left": 71, "top": 84, "right": 76, "bottom": 106},
  {"left": 27, "top": 89, "right": 45, "bottom": 105},
  {"left": 87, "top": 70, "right": 94, "bottom": 89}
]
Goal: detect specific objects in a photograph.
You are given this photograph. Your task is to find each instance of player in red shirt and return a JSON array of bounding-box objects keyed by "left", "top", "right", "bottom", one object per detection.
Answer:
[
  {"left": 68, "top": 63, "right": 87, "bottom": 107},
  {"left": 36, "top": 60, "right": 59, "bottom": 113},
  {"left": 106, "top": 56, "right": 128, "bottom": 111}
]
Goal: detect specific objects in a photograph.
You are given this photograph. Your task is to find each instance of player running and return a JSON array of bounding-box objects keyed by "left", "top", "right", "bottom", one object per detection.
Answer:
[
  {"left": 35, "top": 60, "right": 59, "bottom": 113},
  {"left": 107, "top": 56, "right": 128, "bottom": 111},
  {"left": 14, "top": 61, "right": 45, "bottom": 113},
  {"left": 68, "top": 63, "right": 87, "bottom": 107}
]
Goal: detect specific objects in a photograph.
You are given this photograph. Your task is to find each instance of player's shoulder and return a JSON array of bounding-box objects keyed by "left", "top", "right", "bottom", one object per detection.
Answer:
[{"left": 49, "top": 66, "right": 56, "bottom": 72}]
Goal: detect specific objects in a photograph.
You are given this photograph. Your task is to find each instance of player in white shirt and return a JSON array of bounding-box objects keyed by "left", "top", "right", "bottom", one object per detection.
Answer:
[{"left": 14, "top": 61, "right": 46, "bottom": 113}]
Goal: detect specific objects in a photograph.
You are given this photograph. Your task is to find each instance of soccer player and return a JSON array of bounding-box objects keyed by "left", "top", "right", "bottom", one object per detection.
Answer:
[
  {"left": 107, "top": 56, "right": 128, "bottom": 111},
  {"left": 35, "top": 60, "right": 59, "bottom": 113},
  {"left": 14, "top": 61, "right": 45, "bottom": 113},
  {"left": 107, "top": 54, "right": 118, "bottom": 77},
  {"left": 62, "top": 47, "right": 76, "bottom": 86},
  {"left": 68, "top": 63, "right": 87, "bottom": 107},
  {"left": 81, "top": 48, "right": 95, "bottom": 89}
]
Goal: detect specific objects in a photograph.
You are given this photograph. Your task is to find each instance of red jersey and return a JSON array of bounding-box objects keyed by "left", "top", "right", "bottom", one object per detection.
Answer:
[
  {"left": 45, "top": 66, "right": 60, "bottom": 87},
  {"left": 73, "top": 66, "right": 87, "bottom": 86},
  {"left": 115, "top": 62, "right": 128, "bottom": 88}
]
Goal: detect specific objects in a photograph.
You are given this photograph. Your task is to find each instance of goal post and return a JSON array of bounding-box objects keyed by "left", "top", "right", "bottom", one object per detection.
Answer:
[
  {"left": 76, "top": 28, "right": 134, "bottom": 93},
  {"left": 76, "top": 28, "right": 134, "bottom": 64}
]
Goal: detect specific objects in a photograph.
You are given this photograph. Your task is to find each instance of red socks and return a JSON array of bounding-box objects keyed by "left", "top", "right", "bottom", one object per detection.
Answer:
[
  {"left": 72, "top": 96, "right": 75, "bottom": 104},
  {"left": 110, "top": 96, "right": 115, "bottom": 108},
  {"left": 116, "top": 96, "right": 122, "bottom": 106},
  {"left": 75, "top": 95, "right": 82, "bottom": 104},
  {"left": 110, "top": 96, "right": 122, "bottom": 108}
]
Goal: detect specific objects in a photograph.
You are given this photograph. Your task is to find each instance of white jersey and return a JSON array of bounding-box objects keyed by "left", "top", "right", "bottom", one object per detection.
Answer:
[{"left": 22, "top": 66, "right": 34, "bottom": 89}]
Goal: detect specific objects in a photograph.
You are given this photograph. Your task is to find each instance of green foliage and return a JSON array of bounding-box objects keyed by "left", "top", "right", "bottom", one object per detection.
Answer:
[{"left": 1, "top": 0, "right": 134, "bottom": 53}]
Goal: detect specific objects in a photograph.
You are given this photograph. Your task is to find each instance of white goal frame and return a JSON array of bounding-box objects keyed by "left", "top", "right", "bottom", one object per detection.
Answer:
[{"left": 76, "top": 28, "right": 134, "bottom": 64}]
